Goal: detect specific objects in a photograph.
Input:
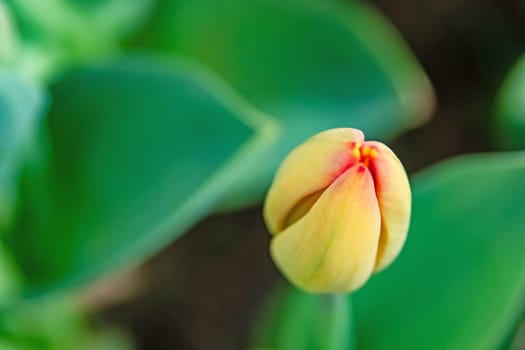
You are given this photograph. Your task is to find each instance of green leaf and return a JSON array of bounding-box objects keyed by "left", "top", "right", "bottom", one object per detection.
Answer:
[
  {"left": 353, "top": 152, "right": 525, "bottom": 350},
  {"left": 6, "top": 56, "right": 278, "bottom": 295},
  {"left": 0, "top": 297, "right": 132, "bottom": 350},
  {"left": 6, "top": 0, "right": 155, "bottom": 80},
  {"left": 0, "top": 71, "right": 46, "bottom": 233},
  {"left": 0, "top": 242, "right": 22, "bottom": 306},
  {"left": 140, "top": 0, "right": 435, "bottom": 208},
  {"left": 0, "top": 1, "right": 17, "bottom": 66},
  {"left": 8, "top": 0, "right": 153, "bottom": 48},
  {"left": 251, "top": 286, "right": 353, "bottom": 350},
  {"left": 496, "top": 53, "right": 525, "bottom": 149}
]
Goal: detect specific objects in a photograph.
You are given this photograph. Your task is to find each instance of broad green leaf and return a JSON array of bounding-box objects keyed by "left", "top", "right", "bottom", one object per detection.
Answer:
[
  {"left": 496, "top": 53, "right": 525, "bottom": 149},
  {"left": 251, "top": 286, "right": 353, "bottom": 350},
  {"left": 140, "top": 0, "right": 435, "bottom": 208},
  {"left": 6, "top": 56, "right": 278, "bottom": 295},
  {"left": 353, "top": 152, "right": 525, "bottom": 350}
]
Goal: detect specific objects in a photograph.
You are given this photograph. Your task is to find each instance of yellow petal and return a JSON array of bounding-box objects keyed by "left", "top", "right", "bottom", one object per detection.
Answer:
[
  {"left": 264, "top": 128, "right": 364, "bottom": 235},
  {"left": 366, "top": 141, "right": 411, "bottom": 271},
  {"left": 270, "top": 164, "right": 381, "bottom": 293}
]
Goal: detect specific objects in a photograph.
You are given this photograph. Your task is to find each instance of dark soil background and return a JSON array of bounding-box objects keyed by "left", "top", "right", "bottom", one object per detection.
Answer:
[{"left": 95, "top": 1, "right": 525, "bottom": 349}]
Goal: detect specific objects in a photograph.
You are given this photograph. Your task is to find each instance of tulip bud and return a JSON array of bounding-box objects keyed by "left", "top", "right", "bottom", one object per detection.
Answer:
[{"left": 263, "top": 128, "right": 411, "bottom": 293}]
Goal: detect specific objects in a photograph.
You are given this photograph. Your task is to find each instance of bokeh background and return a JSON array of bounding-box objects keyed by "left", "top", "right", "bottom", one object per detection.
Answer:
[{"left": 0, "top": 0, "right": 524, "bottom": 349}]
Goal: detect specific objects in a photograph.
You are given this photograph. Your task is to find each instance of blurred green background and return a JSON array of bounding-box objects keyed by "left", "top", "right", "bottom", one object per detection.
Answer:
[{"left": 0, "top": 0, "right": 524, "bottom": 349}]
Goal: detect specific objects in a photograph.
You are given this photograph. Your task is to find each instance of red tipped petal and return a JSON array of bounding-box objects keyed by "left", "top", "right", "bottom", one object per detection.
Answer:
[
  {"left": 365, "top": 141, "right": 411, "bottom": 271},
  {"left": 264, "top": 128, "right": 364, "bottom": 235}
]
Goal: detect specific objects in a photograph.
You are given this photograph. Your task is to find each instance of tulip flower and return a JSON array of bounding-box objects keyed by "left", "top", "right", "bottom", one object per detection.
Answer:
[{"left": 263, "top": 128, "right": 411, "bottom": 293}]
